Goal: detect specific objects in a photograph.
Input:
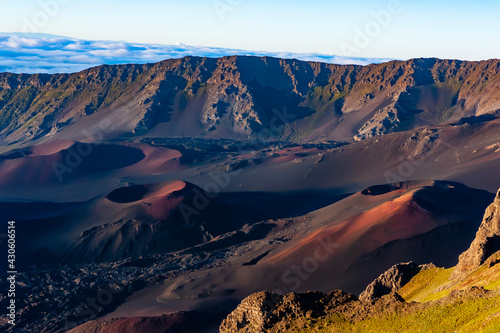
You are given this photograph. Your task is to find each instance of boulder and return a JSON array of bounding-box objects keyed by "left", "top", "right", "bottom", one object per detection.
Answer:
[
  {"left": 359, "top": 262, "right": 422, "bottom": 302},
  {"left": 453, "top": 188, "right": 500, "bottom": 276}
]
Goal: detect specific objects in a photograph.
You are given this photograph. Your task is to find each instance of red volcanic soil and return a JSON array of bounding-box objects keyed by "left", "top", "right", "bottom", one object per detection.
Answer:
[
  {"left": 4, "top": 180, "right": 201, "bottom": 265},
  {"left": 9, "top": 179, "right": 270, "bottom": 265},
  {"left": 248, "top": 181, "right": 493, "bottom": 294},
  {"left": 142, "top": 182, "right": 187, "bottom": 220},
  {"left": 29, "top": 140, "right": 76, "bottom": 156},
  {"left": 0, "top": 141, "right": 144, "bottom": 186},
  {"left": 1, "top": 118, "right": 498, "bottom": 204},
  {"left": 121, "top": 143, "right": 183, "bottom": 176},
  {"left": 263, "top": 192, "right": 437, "bottom": 265},
  {"left": 104, "top": 180, "right": 187, "bottom": 220},
  {"left": 6, "top": 180, "right": 349, "bottom": 268},
  {"left": 0, "top": 140, "right": 185, "bottom": 201},
  {"left": 69, "top": 312, "right": 215, "bottom": 333}
]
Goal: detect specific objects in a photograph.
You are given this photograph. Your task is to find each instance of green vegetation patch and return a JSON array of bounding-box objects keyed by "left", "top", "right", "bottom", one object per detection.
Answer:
[
  {"left": 398, "top": 267, "right": 454, "bottom": 302},
  {"left": 297, "top": 296, "right": 500, "bottom": 333}
]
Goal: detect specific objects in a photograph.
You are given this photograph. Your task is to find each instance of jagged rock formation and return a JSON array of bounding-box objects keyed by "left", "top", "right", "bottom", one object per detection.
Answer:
[
  {"left": 219, "top": 290, "right": 357, "bottom": 333},
  {"left": 354, "top": 104, "right": 401, "bottom": 141},
  {"left": 359, "top": 262, "right": 422, "bottom": 302},
  {"left": 454, "top": 188, "right": 500, "bottom": 276},
  {"left": 1, "top": 57, "right": 500, "bottom": 145}
]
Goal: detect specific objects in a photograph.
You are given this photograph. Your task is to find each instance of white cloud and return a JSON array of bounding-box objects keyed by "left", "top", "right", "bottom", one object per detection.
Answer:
[
  {"left": 0, "top": 33, "right": 392, "bottom": 74},
  {"left": 64, "top": 43, "right": 83, "bottom": 50},
  {"left": 89, "top": 48, "right": 129, "bottom": 57}
]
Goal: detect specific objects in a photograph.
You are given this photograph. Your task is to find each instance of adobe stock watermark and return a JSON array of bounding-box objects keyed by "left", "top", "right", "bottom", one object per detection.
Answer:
[
  {"left": 213, "top": 0, "right": 243, "bottom": 21},
  {"left": 50, "top": 98, "right": 142, "bottom": 182},
  {"left": 179, "top": 107, "right": 297, "bottom": 225},
  {"left": 247, "top": 234, "right": 341, "bottom": 314},
  {"left": 339, "top": 0, "right": 408, "bottom": 57},
  {"left": 384, "top": 154, "right": 425, "bottom": 183},
  {"left": 22, "top": 0, "right": 73, "bottom": 33},
  {"left": 383, "top": 137, "right": 459, "bottom": 183},
  {"left": 280, "top": 235, "right": 340, "bottom": 292},
  {"left": 51, "top": 118, "right": 115, "bottom": 182},
  {"left": 64, "top": 282, "right": 130, "bottom": 330}
]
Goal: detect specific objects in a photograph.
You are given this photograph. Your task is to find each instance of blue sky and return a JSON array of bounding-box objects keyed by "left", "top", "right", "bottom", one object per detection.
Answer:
[{"left": 0, "top": 0, "right": 498, "bottom": 72}]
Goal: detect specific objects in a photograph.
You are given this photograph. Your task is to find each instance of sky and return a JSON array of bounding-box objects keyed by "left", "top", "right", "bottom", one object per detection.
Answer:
[
  {"left": 0, "top": 0, "right": 498, "bottom": 73},
  {"left": 0, "top": 33, "right": 390, "bottom": 73}
]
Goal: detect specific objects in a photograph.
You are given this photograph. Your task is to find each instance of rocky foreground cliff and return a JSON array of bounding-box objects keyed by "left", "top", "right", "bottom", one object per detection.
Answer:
[
  {"left": 220, "top": 188, "right": 500, "bottom": 332},
  {"left": 1, "top": 56, "right": 500, "bottom": 146},
  {"left": 454, "top": 189, "right": 500, "bottom": 275}
]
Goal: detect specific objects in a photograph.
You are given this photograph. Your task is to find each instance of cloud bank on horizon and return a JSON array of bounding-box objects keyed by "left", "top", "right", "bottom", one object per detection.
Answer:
[{"left": 0, "top": 33, "right": 392, "bottom": 74}]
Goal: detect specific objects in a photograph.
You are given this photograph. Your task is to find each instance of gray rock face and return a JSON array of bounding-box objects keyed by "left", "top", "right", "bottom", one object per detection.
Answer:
[
  {"left": 220, "top": 291, "right": 283, "bottom": 333},
  {"left": 454, "top": 188, "right": 500, "bottom": 276},
  {"left": 354, "top": 104, "right": 401, "bottom": 141},
  {"left": 359, "top": 262, "right": 422, "bottom": 302},
  {"left": 219, "top": 290, "right": 357, "bottom": 333}
]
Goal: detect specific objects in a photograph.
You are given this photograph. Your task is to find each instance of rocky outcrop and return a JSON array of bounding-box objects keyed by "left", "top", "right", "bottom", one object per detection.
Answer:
[
  {"left": 359, "top": 262, "right": 422, "bottom": 302},
  {"left": 454, "top": 188, "right": 500, "bottom": 276},
  {"left": 354, "top": 104, "right": 401, "bottom": 141},
  {"left": 219, "top": 291, "right": 283, "bottom": 332},
  {"left": 219, "top": 290, "right": 357, "bottom": 333}
]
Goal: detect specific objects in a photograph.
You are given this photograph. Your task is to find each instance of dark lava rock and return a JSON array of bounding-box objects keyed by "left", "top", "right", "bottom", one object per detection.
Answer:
[
  {"left": 454, "top": 188, "right": 500, "bottom": 276},
  {"left": 359, "top": 262, "right": 422, "bottom": 302}
]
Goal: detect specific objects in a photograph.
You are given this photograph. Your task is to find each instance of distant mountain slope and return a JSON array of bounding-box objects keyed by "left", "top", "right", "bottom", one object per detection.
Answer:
[{"left": 1, "top": 56, "right": 500, "bottom": 146}]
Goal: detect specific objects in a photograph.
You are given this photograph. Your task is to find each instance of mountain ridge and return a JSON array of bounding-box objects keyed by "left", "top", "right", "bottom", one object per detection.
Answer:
[{"left": 1, "top": 56, "right": 500, "bottom": 147}]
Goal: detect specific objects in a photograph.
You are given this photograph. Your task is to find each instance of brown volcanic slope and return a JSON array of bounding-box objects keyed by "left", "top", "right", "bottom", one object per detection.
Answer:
[
  {"left": 0, "top": 141, "right": 145, "bottom": 186},
  {"left": 0, "top": 140, "right": 186, "bottom": 201},
  {"left": 0, "top": 113, "right": 498, "bottom": 205},
  {"left": 181, "top": 116, "right": 500, "bottom": 195},
  {"left": 0, "top": 180, "right": 495, "bottom": 332},
  {"left": 1, "top": 56, "right": 500, "bottom": 333},
  {"left": 222, "top": 181, "right": 494, "bottom": 295},
  {"left": 4, "top": 180, "right": 260, "bottom": 265},
  {"left": 60, "top": 181, "right": 213, "bottom": 264},
  {"left": 4, "top": 179, "right": 341, "bottom": 266},
  {"left": 68, "top": 312, "right": 219, "bottom": 333},
  {"left": 219, "top": 188, "right": 500, "bottom": 333},
  {"left": 0, "top": 109, "right": 498, "bottom": 206},
  {"left": 1, "top": 56, "right": 500, "bottom": 146},
  {"left": 254, "top": 181, "right": 493, "bottom": 294},
  {"left": 101, "top": 181, "right": 493, "bottom": 324}
]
